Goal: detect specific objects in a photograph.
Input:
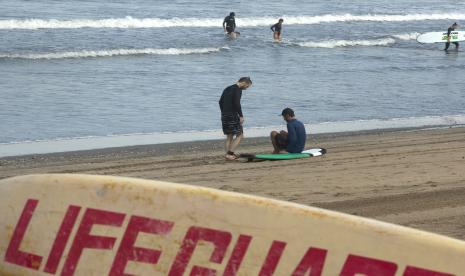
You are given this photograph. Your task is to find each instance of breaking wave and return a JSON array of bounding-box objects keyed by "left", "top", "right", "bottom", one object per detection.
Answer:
[
  {"left": 0, "top": 13, "right": 464, "bottom": 30},
  {"left": 297, "top": 38, "right": 396, "bottom": 48},
  {"left": 0, "top": 47, "right": 223, "bottom": 60},
  {"left": 296, "top": 33, "right": 419, "bottom": 48},
  {"left": 391, "top": 32, "right": 421, "bottom": 40}
]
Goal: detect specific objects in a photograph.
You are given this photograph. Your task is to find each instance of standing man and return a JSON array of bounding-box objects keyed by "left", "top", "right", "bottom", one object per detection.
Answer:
[
  {"left": 445, "top": 22, "right": 459, "bottom": 51},
  {"left": 271, "top": 18, "right": 284, "bottom": 41},
  {"left": 219, "top": 77, "right": 252, "bottom": 160},
  {"left": 270, "top": 108, "right": 306, "bottom": 154},
  {"left": 223, "top": 12, "right": 237, "bottom": 38}
]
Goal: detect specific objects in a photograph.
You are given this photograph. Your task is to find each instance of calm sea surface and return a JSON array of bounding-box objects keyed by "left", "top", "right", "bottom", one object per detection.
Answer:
[{"left": 1, "top": 0, "right": 465, "bottom": 149}]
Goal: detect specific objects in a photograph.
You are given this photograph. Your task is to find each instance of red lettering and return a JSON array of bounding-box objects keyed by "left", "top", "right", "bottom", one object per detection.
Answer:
[
  {"left": 223, "top": 235, "right": 252, "bottom": 276},
  {"left": 43, "top": 205, "right": 81, "bottom": 274},
  {"left": 109, "top": 215, "right": 174, "bottom": 276},
  {"left": 258, "top": 241, "right": 287, "bottom": 276},
  {"left": 403, "top": 266, "right": 454, "bottom": 276},
  {"left": 168, "top": 226, "right": 232, "bottom": 276},
  {"left": 5, "top": 199, "right": 43, "bottom": 270},
  {"left": 61, "top": 208, "right": 125, "bottom": 276},
  {"left": 291, "top": 247, "right": 327, "bottom": 276},
  {"left": 340, "top": 255, "right": 397, "bottom": 276}
]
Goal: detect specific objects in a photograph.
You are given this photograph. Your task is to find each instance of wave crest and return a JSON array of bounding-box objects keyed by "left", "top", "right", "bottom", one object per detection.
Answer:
[
  {"left": 391, "top": 32, "right": 420, "bottom": 40},
  {"left": 1, "top": 13, "right": 464, "bottom": 29},
  {"left": 295, "top": 32, "right": 419, "bottom": 48},
  {"left": 297, "top": 38, "right": 396, "bottom": 48},
  {"left": 0, "top": 47, "right": 222, "bottom": 60}
]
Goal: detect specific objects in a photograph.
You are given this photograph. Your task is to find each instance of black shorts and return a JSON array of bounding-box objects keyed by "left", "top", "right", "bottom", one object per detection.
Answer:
[
  {"left": 226, "top": 26, "right": 235, "bottom": 34},
  {"left": 274, "top": 133, "right": 288, "bottom": 150},
  {"left": 221, "top": 113, "right": 242, "bottom": 135}
]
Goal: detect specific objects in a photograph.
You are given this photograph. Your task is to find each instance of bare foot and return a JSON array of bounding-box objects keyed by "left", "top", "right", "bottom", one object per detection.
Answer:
[{"left": 225, "top": 154, "right": 238, "bottom": 161}]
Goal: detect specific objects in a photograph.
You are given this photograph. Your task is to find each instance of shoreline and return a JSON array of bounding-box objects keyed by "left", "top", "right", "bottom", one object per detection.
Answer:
[
  {"left": 1, "top": 126, "right": 465, "bottom": 240},
  {"left": 0, "top": 124, "right": 460, "bottom": 162},
  {"left": 2, "top": 114, "right": 465, "bottom": 158}
]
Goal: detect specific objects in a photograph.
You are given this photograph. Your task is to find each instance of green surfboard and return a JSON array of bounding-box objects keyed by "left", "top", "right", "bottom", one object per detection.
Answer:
[{"left": 240, "top": 148, "right": 326, "bottom": 161}]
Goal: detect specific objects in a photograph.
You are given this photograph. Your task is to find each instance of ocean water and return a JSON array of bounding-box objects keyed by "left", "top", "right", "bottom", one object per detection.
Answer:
[{"left": 1, "top": 0, "right": 465, "bottom": 155}]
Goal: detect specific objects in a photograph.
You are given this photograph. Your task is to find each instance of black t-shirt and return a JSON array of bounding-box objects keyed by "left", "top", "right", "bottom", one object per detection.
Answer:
[
  {"left": 223, "top": 16, "right": 236, "bottom": 29},
  {"left": 271, "top": 23, "right": 282, "bottom": 32},
  {"left": 219, "top": 84, "right": 243, "bottom": 117},
  {"left": 447, "top": 27, "right": 454, "bottom": 36}
]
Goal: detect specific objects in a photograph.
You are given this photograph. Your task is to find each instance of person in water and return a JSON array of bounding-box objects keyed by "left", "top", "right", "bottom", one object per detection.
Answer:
[
  {"left": 223, "top": 12, "right": 237, "bottom": 36},
  {"left": 271, "top": 18, "right": 284, "bottom": 41},
  {"left": 219, "top": 77, "right": 252, "bottom": 160},
  {"left": 270, "top": 108, "right": 306, "bottom": 154},
  {"left": 444, "top": 22, "right": 459, "bottom": 51}
]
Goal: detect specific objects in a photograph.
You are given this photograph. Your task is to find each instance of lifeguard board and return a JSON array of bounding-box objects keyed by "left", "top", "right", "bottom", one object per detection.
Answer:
[
  {"left": 417, "top": 31, "right": 465, "bottom": 43},
  {"left": 240, "top": 148, "right": 326, "bottom": 161},
  {"left": 0, "top": 174, "right": 464, "bottom": 275}
]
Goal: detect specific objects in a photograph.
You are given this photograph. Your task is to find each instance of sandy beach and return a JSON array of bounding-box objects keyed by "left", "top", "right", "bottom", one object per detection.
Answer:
[{"left": 1, "top": 126, "right": 464, "bottom": 240}]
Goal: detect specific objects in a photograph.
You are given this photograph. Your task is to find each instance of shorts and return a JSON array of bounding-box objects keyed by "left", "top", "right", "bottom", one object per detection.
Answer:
[
  {"left": 274, "top": 133, "right": 288, "bottom": 150},
  {"left": 226, "top": 26, "right": 235, "bottom": 34},
  {"left": 445, "top": 41, "right": 459, "bottom": 50},
  {"left": 221, "top": 113, "right": 243, "bottom": 135}
]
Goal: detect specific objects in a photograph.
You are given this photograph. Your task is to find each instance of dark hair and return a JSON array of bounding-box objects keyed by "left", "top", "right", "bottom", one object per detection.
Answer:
[
  {"left": 281, "top": 107, "right": 295, "bottom": 117},
  {"left": 238, "top": 77, "right": 252, "bottom": 84},
  {"left": 230, "top": 12, "right": 235, "bottom": 16},
  {"left": 279, "top": 18, "right": 284, "bottom": 22},
  {"left": 453, "top": 22, "right": 458, "bottom": 26}
]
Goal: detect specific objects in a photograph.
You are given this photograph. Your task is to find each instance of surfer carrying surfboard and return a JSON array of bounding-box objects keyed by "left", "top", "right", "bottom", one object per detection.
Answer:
[
  {"left": 271, "top": 18, "right": 284, "bottom": 41},
  {"left": 270, "top": 108, "right": 306, "bottom": 154},
  {"left": 219, "top": 77, "right": 252, "bottom": 160},
  {"left": 445, "top": 22, "right": 459, "bottom": 51}
]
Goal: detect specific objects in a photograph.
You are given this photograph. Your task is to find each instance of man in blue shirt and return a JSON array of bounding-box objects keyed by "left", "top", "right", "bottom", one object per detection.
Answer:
[{"left": 270, "top": 108, "right": 306, "bottom": 154}]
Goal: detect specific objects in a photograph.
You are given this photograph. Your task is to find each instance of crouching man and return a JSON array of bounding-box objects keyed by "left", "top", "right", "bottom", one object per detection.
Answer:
[{"left": 270, "top": 108, "right": 306, "bottom": 154}]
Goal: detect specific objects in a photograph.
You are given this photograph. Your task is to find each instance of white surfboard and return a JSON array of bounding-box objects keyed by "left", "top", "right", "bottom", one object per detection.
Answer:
[
  {"left": 226, "top": 31, "right": 240, "bottom": 39},
  {"left": 417, "top": 31, "right": 465, "bottom": 43},
  {"left": 301, "top": 148, "right": 325, "bottom": 156},
  {"left": 0, "top": 174, "right": 464, "bottom": 275}
]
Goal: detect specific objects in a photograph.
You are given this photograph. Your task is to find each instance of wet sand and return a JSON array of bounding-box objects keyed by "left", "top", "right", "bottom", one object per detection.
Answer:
[{"left": 1, "top": 126, "right": 465, "bottom": 240}]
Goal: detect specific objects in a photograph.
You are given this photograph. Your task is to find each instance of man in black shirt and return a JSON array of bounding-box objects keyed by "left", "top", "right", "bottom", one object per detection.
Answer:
[
  {"left": 271, "top": 18, "right": 284, "bottom": 41},
  {"left": 445, "top": 22, "right": 459, "bottom": 51},
  {"left": 219, "top": 77, "right": 252, "bottom": 160},
  {"left": 223, "top": 12, "right": 237, "bottom": 38}
]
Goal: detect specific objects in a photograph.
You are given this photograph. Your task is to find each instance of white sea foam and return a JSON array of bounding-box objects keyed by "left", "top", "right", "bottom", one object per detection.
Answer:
[
  {"left": 296, "top": 32, "right": 420, "bottom": 48},
  {"left": 0, "top": 47, "right": 222, "bottom": 60},
  {"left": 297, "top": 38, "right": 396, "bottom": 48},
  {"left": 1, "top": 13, "right": 464, "bottom": 29},
  {"left": 391, "top": 32, "right": 421, "bottom": 40}
]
